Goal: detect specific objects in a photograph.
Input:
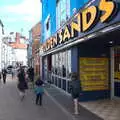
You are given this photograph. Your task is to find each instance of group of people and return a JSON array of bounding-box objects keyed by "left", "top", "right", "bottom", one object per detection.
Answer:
[
  {"left": 17, "top": 66, "right": 44, "bottom": 105},
  {"left": 0, "top": 65, "right": 80, "bottom": 114},
  {"left": 17, "top": 67, "right": 80, "bottom": 113},
  {"left": 0, "top": 65, "right": 81, "bottom": 114}
]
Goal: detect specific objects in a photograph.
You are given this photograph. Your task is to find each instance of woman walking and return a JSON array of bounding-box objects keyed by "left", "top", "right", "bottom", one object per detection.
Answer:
[
  {"left": 0, "top": 71, "right": 1, "bottom": 83},
  {"left": 17, "top": 68, "right": 28, "bottom": 101},
  {"left": 2, "top": 68, "right": 7, "bottom": 84}
]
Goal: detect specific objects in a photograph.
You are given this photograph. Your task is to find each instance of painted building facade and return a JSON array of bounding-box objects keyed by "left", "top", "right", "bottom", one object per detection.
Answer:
[
  {"left": 1, "top": 39, "right": 15, "bottom": 69},
  {"left": 2, "top": 32, "right": 17, "bottom": 68},
  {"left": 0, "top": 20, "right": 4, "bottom": 71},
  {"left": 31, "top": 22, "right": 41, "bottom": 76},
  {"left": 28, "top": 30, "right": 33, "bottom": 67},
  {"left": 40, "top": 0, "right": 120, "bottom": 101},
  {"left": 41, "top": 0, "right": 88, "bottom": 43},
  {"left": 9, "top": 32, "right": 28, "bottom": 66}
]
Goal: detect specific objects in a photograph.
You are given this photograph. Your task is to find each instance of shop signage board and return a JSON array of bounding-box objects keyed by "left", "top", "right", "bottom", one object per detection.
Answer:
[
  {"left": 80, "top": 57, "right": 109, "bottom": 91},
  {"left": 41, "top": 0, "right": 120, "bottom": 52}
]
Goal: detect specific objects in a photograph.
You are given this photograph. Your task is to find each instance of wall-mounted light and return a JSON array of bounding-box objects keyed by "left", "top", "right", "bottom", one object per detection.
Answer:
[{"left": 109, "top": 41, "right": 113, "bottom": 44}]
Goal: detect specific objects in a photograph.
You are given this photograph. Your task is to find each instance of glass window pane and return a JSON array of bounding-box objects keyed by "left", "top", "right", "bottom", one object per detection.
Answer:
[
  {"left": 56, "top": 0, "right": 70, "bottom": 28},
  {"left": 67, "top": 50, "right": 71, "bottom": 78},
  {"left": 66, "top": 0, "right": 70, "bottom": 18},
  {"left": 62, "top": 51, "right": 66, "bottom": 77}
]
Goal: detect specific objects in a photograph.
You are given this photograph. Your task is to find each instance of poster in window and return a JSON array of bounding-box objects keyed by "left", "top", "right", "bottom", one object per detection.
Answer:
[{"left": 80, "top": 57, "right": 109, "bottom": 91}]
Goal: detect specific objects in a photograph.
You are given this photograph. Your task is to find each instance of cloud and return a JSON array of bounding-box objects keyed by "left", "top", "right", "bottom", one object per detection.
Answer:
[
  {"left": 4, "top": 15, "right": 35, "bottom": 23},
  {"left": 0, "top": 0, "right": 41, "bottom": 37},
  {"left": 1, "top": 0, "right": 41, "bottom": 22},
  {"left": 6, "top": 0, "right": 41, "bottom": 16}
]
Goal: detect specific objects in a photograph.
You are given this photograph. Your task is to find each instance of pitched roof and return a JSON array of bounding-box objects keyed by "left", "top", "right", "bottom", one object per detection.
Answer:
[{"left": 9, "top": 43, "right": 27, "bottom": 49}]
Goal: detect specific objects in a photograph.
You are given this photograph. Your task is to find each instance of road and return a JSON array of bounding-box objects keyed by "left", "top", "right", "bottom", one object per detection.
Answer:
[{"left": 0, "top": 75, "right": 75, "bottom": 120}]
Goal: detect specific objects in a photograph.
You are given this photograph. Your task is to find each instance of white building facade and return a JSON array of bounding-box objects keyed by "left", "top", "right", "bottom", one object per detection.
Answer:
[
  {"left": 1, "top": 37, "right": 16, "bottom": 69},
  {"left": 14, "top": 49, "right": 27, "bottom": 66},
  {"left": 0, "top": 20, "right": 4, "bottom": 71}
]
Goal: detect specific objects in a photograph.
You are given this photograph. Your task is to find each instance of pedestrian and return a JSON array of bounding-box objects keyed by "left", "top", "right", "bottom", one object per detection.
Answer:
[
  {"left": 69, "top": 72, "right": 81, "bottom": 115},
  {"left": 2, "top": 68, "right": 7, "bottom": 84},
  {"left": 11, "top": 68, "right": 15, "bottom": 80},
  {"left": 17, "top": 68, "right": 28, "bottom": 101},
  {"left": 27, "top": 66, "right": 34, "bottom": 88},
  {"left": 0, "top": 71, "right": 1, "bottom": 83},
  {"left": 34, "top": 77, "right": 44, "bottom": 105}
]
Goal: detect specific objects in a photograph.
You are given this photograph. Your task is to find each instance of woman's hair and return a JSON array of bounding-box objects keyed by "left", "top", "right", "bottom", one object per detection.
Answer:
[{"left": 35, "top": 76, "right": 43, "bottom": 86}]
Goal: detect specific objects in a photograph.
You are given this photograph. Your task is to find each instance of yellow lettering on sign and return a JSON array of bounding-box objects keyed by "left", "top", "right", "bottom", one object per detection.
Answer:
[
  {"left": 63, "top": 26, "right": 70, "bottom": 41},
  {"left": 99, "top": 0, "right": 115, "bottom": 22},
  {"left": 43, "top": 43, "right": 46, "bottom": 51},
  {"left": 58, "top": 30, "right": 63, "bottom": 43},
  {"left": 50, "top": 37, "right": 53, "bottom": 48},
  {"left": 71, "top": 13, "right": 81, "bottom": 37},
  {"left": 82, "top": 6, "right": 97, "bottom": 32},
  {"left": 48, "top": 39, "right": 51, "bottom": 49},
  {"left": 53, "top": 36, "right": 57, "bottom": 46},
  {"left": 46, "top": 41, "right": 49, "bottom": 50}
]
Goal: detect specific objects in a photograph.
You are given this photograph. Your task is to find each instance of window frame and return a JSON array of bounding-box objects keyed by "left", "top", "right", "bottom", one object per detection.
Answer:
[{"left": 56, "top": 0, "right": 70, "bottom": 29}]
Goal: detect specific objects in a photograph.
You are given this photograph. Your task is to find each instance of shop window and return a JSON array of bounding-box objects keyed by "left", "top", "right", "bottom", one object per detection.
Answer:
[
  {"left": 51, "top": 50, "right": 71, "bottom": 78},
  {"left": 62, "top": 65, "right": 66, "bottom": 77},
  {"left": 56, "top": 0, "right": 70, "bottom": 29},
  {"left": 67, "top": 50, "right": 71, "bottom": 78}
]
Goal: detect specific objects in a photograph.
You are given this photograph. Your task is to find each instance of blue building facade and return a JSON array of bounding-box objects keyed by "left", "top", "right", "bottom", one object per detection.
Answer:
[
  {"left": 41, "top": 0, "right": 88, "bottom": 43},
  {"left": 40, "top": 0, "right": 120, "bottom": 101}
]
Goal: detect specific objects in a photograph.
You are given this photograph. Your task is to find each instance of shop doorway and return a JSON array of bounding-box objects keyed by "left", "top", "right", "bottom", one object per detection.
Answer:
[{"left": 111, "top": 47, "right": 120, "bottom": 99}]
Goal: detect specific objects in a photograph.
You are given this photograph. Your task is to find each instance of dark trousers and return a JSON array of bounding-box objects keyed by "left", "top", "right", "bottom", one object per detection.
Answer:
[
  {"left": 36, "top": 93, "right": 42, "bottom": 105},
  {"left": 3, "top": 75, "right": 6, "bottom": 84}
]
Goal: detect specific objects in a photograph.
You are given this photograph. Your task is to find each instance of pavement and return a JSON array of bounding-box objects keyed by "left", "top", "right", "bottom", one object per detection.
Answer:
[
  {"left": 0, "top": 74, "right": 103, "bottom": 120},
  {"left": 79, "top": 99, "right": 120, "bottom": 120},
  {"left": 45, "top": 84, "right": 103, "bottom": 120}
]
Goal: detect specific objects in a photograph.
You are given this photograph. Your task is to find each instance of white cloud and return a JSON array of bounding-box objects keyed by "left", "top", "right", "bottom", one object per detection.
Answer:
[
  {"left": 1, "top": 0, "right": 41, "bottom": 22},
  {"left": 5, "top": 16, "right": 35, "bottom": 23},
  {"left": 23, "top": 15, "right": 37, "bottom": 22},
  {"left": 0, "top": 0, "right": 41, "bottom": 37},
  {"left": 6, "top": 0, "right": 41, "bottom": 16}
]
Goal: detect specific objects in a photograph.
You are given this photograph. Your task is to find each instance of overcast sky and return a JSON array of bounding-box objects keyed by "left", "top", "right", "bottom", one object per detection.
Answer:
[{"left": 0, "top": 0, "right": 41, "bottom": 38}]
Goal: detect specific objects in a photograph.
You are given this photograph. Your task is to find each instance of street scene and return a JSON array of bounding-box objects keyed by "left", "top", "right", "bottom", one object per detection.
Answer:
[
  {"left": 0, "top": 0, "right": 120, "bottom": 120},
  {"left": 0, "top": 75, "right": 74, "bottom": 120},
  {"left": 0, "top": 74, "right": 102, "bottom": 120}
]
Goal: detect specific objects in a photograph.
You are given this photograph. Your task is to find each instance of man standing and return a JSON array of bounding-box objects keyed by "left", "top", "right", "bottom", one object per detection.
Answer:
[
  {"left": 27, "top": 67, "right": 34, "bottom": 88},
  {"left": 2, "top": 68, "right": 7, "bottom": 84}
]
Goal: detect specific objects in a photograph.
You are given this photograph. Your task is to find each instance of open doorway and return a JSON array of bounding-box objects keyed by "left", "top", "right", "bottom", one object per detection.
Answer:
[{"left": 111, "top": 47, "right": 120, "bottom": 99}]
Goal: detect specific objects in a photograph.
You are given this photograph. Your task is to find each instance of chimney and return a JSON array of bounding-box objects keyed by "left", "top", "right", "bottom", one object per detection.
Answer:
[{"left": 16, "top": 32, "right": 20, "bottom": 43}]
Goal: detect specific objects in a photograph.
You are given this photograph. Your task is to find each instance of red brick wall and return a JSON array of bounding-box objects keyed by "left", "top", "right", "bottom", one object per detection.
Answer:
[{"left": 31, "top": 22, "right": 41, "bottom": 76}]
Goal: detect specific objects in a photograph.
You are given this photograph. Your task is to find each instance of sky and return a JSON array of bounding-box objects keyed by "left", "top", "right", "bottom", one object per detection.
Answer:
[{"left": 0, "top": 0, "right": 41, "bottom": 38}]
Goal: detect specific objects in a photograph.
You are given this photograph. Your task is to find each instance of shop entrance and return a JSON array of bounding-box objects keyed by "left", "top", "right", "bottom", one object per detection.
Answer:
[{"left": 111, "top": 47, "right": 120, "bottom": 99}]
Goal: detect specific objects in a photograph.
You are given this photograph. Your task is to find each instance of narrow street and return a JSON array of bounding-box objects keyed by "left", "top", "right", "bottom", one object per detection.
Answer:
[{"left": 0, "top": 75, "right": 74, "bottom": 120}]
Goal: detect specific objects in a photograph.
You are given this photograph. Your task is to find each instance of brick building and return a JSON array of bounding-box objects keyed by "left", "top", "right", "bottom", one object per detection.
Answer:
[{"left": 30, "top": 22, "right": 41, "bottom": 76}]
